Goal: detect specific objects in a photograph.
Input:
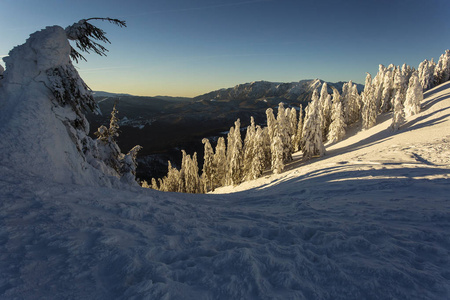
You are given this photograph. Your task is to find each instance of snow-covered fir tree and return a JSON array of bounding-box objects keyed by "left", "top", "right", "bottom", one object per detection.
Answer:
[
  {"left": 94, "top": 104, "right": 142, "bottom": 184},
  {"left": 271, "top": 133, "right": 284, "bottom": 174},
  {"left": 213, "top": 137, "right": 227, "bottom": 188},
  {"left": 372, "top": 64, "right": 386, "bottom": 112},
  {"left": 380, "top": 68, "right": 394, "bottom": 113},
  {"left": 301, "top": 89, "right": 325, "bottom": 159},
  {"left": 361, "top": 73, "right": 377, "bottom": 130},
  {"left": 120, "top": 145, "right": 143, "bottom": 184},
  {"left": 0, "top": 19, "right": 148, "bottom": 186},
  {"left": 341, "top": 80, "right": 352, "bottom": 124},
  {"left": 393, "top": 66, "right": 407, "bottom": 104},
  {"left": 434, "top": 49, "right": 450, "bottom": 86},
  {"left": 293, "top": 104, "right": 303, "bottom": 152},
  {"left": 242, "top": 116, "right": 257, "bottom": 180},
  {"left": 181, "top": 150, "right": 203, "bottom": 194},
  {"left": 94, "top": 104, "right": 122, "bottom": 174},
  {"left": 402, "top": 63, "right": 415, "bottom": 85},
  {"left": 327, "top": 87, "right": 346, "bottom": 143},
  {"left": 162, "top": 161, "right": 183, "bottom": 192},
  {"left": 202, "top": 138, "right": 215, "bottom": 191},
  {"left": 390, "top": 90, "right": 406, "bottom": 131},
  {"left": 349, "top": 84, "right": 362, "bottom": 124},
  {"left": 404, "top": 71, "right": 423, "bottom": 118},
  {"left": 249, "top": 125, "right": 267, "bottom": 180},
  {"left": 276, "top": 103, "right": 293, "bottom": 163},
  {"left": 319, "top": 82, "right": 332, "bottom": 141},
  {"left": 227, "top": 119, "right": 243, "bottom": 185},
  {"left": 287, "top": 107, "right": 298, "bottom": 153},
  {"left": 418, "top": 59, "right": 436, "bottom": 91},
  {"left": 265, "top": 108, "right": 276, "bottom": 142}
]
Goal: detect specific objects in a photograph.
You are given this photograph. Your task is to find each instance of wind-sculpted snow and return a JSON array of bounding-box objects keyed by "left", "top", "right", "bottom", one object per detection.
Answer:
[{"left": 1, "top": 83, "right": 450, "bottom": 299}]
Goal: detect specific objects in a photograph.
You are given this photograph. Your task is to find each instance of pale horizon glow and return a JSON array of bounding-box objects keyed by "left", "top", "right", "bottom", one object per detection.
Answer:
[{"left": 1, "top": 0, "right": 450, "bottom": 97}]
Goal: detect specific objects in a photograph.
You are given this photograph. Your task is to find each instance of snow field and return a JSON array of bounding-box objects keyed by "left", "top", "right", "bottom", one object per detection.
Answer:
[{"left": 1, "top": 82, "right": 450, "bottom": 299}]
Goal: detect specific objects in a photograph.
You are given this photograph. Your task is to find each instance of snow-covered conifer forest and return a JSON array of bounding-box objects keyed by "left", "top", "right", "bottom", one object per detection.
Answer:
[{"left": 0, "top": 20, "right": 449, "bottom": 299}]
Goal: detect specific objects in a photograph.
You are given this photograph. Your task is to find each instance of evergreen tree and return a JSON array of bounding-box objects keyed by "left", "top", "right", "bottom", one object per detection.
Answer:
[
  {"left": 65, "top": 18, "right": 126, "bottom": 63},
  {"left": 213, "top": 137, "right": 227, "bottom": 188},
  {"left": 393, "top": 66, "right": 407, "bottom": 104},
  {"left": 373, "top": 64, "right": 386, "bottom": 112},
  {"left": 202, "top": 138, "right": 215, "bottom": 191},
  {"left": 301, "top": 90, "right": 325, "bottom": 159},
  {"left": 164, "top": 161, "right": 183, "bottom": 192},
  {"left": 181, "top": 151, "right": 202, "bottom": 193},
  {"left": 404, "top": 72, "right": 423, "bottom": 117},
  {"left": 293, "top": 105, "right": 303, "bottom": 151},
  {"left": 94, "top": 104, "right": 124, "bottom": 174},
  {"left": 327, "top": 87, "right": 346, "bottom": 143},
  {"left": 271, "top": 133, "right": 284, "bottom": 174},
  {"left": 261, "top": 127, "right": 272, "bottom": 169},
  {"left": 151, "top": 178, "right": 159, "bottom": 190},
  {"left": 265, "top": 108, "right": 276, "bottom": 142},
  {"left": 380, "top": 68, "right": 394, "bottom": 113},
  {"left": 348, "top": 84, "right": 362, "bottom": 124},
  {"left": 249, "top": 125, "right": 267, "bottom": 180},
  {"left": 434, "top": 49, "right": 450, "bottom": 86},
  {"left": 276, "top": 103, "right": 292, "bottom": 162},
  {"left": 418, "top": 59, "right": 436, "bottom": 91},
  {"left": 361, "top": 73, "right": 377, "bottom": 130},
  {"left": 341, "top": 80, "right": 352, "bottom": 124},
  {"left": 120, "top": 145, "right": 142, "bottom": 184},
  {"left": 390, "top": 90, "right": 405, "bottom": 131},
  {"left": 228, "top": 119, "right": 243, "bottom": 185},
  {"left": 242, "top": 116, "right": 256, "bottom": 180},
  {"left": 319, "top": 83, "right": 332, "bottom": 141},
  {"left": 287, "top": 107, "right": 298, "bottom": 152}
]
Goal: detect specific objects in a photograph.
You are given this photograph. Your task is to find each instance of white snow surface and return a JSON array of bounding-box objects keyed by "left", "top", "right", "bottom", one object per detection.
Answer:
[{"left": 1, "top": 79, "right": 450, "bottom": 298}]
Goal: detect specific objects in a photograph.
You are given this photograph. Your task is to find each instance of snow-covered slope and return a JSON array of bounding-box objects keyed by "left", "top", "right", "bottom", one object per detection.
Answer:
[{"left": 1, "top": 85, "right": 450, "bottom": 298}]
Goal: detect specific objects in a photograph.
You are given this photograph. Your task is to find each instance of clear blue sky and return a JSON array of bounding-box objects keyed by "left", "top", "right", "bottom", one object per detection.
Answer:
[{"left": 1, "top": 0, "right": 450, "bottom": 97}]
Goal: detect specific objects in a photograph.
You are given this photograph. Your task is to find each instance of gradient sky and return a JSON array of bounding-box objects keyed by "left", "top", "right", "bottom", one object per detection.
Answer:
[{"left": 1, "top": 0, "right": 450, "bottom": 97}]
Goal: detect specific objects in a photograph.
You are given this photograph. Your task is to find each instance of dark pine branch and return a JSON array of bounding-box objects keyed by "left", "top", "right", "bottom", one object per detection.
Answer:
[{"left": 66, "top": 18, "right": 126, "bottom": 63}]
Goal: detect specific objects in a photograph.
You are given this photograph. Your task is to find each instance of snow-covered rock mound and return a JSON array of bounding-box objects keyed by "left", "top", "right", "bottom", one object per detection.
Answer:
[{"left": 1, "top": 78, "right": 449, "bottom": 298}]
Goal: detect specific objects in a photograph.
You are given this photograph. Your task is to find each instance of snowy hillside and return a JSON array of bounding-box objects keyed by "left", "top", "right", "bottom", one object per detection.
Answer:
[{"left": 1, "top": 79, "right": 449, "bottom": 299}]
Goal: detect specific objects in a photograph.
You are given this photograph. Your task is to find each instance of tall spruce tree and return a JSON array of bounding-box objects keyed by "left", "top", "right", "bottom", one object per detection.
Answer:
[
  {"left": 434, "top": 49, "right": 450, "bottom": 86},
  {"left": 319, "top": 82, "right": 332, "bottom": 141},
  {"left": 228, "top": 119, "right": 243, "bottom": 185},
  {"left": 301, "top": 90, "right": 325, "bottom": 159},
  {"left": 361, "top": 73, "right": 377, "bottom": 130},
  {"left": 418, "top": 59, "right": 436, "bottom": 91},
  {"left": 276, "top": 103, "right": 292, "bottom": 163},
  {"left": 390, "top": 90, "right": 405, "bottom": 131},
  {"left": 293, "top": 104, "right": 303, "bottom": 152},
  {"left": 243, "top": 116, "right": 257, "bottom": 180},
  {"left": 249, "top": 126, "right": 267, "bottom": 180},
  {"left": 327, "top": 87, "right": 346, "bottom": 143},
  {"left": 202, "top": 138, "right": 215, "bottom": 191},
  {"left": 213, "top": 137, "right": 227, "bottom": 188},
  {"left": 404, "top": 72, "right": 423, "bottom": 118}
]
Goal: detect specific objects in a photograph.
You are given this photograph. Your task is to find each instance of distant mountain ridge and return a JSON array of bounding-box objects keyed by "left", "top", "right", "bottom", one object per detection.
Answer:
[{"left": 194, "top": 79, "right": 364, "bottom": 102}]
